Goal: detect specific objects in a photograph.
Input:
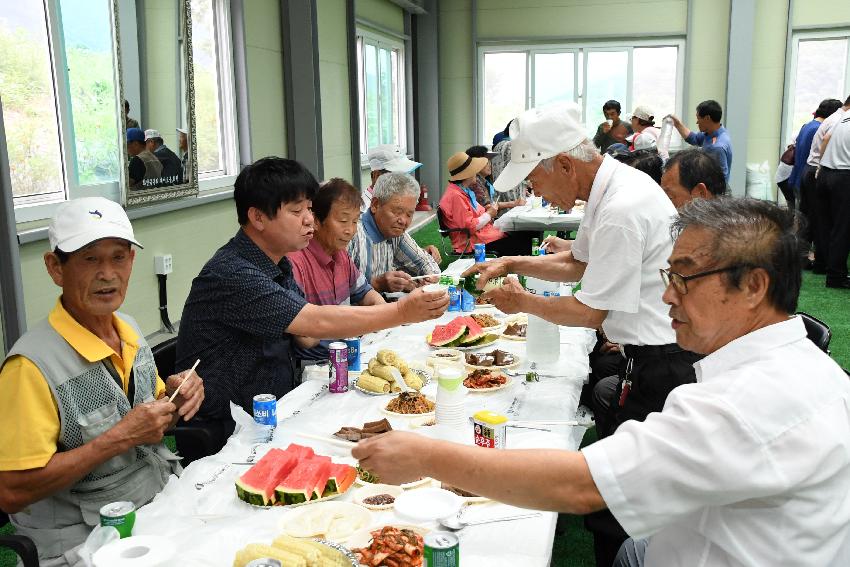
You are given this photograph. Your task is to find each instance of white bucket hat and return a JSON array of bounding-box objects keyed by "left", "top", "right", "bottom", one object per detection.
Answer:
[
  {"left": 367, "top": 144, "right": 422, "bottom": 173},
  {"left": 48, "top": 197, "right": 143, "bottom": 253},
  {"left": 493, "top": 103, "right": 587, "bottom": 193}
]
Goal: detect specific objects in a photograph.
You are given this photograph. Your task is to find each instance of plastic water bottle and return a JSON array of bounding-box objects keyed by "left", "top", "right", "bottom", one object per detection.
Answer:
[
  {"left": 524, "top": 276, "right": 560, "bottom": 365},
  {"left": 658, "top": 116, "right": 674, "bottom": 161}
]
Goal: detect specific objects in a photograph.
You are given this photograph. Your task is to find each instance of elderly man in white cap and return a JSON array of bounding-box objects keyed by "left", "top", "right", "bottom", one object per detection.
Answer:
[
  {"left": 144, "top": 128, "right": 183, "bottom": 185},
  {"left": 0, "top": 197, "right": 204, "bottom": 566},
  {"left": 361, "top": 144, "right": 423, "bottom": 212}
]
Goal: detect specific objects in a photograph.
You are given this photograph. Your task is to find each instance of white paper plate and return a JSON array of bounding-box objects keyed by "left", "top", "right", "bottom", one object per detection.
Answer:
[
  {"left": 346, "top": 524, "right": 430, "bottom": 553},
  {"left": 393, "top": 487, "right": 464, "bottom": 522},
  {"left": 352, "top": 368, "right": 432, "bottom": 396},
  {"left": 278, "top": 501, "right": 373, "bottom": 542},
  {"left": 351, "top": 484, "right": 404, "bottom": 511},
  {"left": 463, "top": 374, "right": 514, "bottom": 392},
  {"left": 380, "top": 396, "right": 436, "bottom": 418}
]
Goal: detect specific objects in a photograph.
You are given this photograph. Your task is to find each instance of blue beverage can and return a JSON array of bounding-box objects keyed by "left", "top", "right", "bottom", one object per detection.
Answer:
[
  {"left": 474, "top": 243, "right": 486, "bottom": 263},
  {"left": 344, "top": 337, "right": 361, "bottom": 371},
  {"left": 328, "top": 341, "right": 349, "bottom": 393},
  {"left": 448, "top": 285, "right": 461, "bottom": 311},
  {"left": 253, "top": 394, "right": 277, "bottom": 426},
  {"left": 461, "top": 290, "right": 474, "bottom": 312}
]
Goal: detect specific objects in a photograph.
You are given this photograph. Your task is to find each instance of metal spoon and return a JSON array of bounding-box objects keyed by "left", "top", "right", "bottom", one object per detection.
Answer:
[{"left": 438, "top": 511, "right": 542, "bottom": 531}]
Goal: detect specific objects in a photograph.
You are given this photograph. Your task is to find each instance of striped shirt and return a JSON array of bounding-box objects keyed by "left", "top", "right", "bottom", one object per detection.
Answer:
[
  {"left": 288, "top": 239, "right": 373, "bottom": 361},
  {"left": 348, "top": 209, "right": 440, "bottom": 283}
]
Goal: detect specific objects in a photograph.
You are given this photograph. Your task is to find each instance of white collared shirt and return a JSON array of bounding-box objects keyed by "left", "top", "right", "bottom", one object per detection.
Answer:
[
  {"left": 821, "top": 111, "right": 850, "bottom": 170},
  {"left": 807, "top": 107, "right": 847, "bottom": 167},
  {"left": 571, "top": 155, "right": 677, "bottom": 345},
  {"left": 583, "top": 317, "right": 850, "bottom": 567}
]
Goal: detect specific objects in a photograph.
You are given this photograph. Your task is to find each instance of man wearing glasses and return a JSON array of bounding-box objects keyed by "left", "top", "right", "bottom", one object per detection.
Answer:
[{"left": 355, "top": 198, "right": 850, "bottom": 567}]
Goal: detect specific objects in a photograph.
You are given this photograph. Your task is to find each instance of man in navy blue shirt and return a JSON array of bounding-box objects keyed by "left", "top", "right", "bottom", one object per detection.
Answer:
[{"left": 670, "top": 100, "right": 733, "bottom": 182}]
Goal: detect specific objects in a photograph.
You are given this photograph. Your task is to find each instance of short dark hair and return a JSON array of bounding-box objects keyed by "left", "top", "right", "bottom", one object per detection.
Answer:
[
  {"left": 312, "top": 178, "right": 361, "bottom": 223},
  {"left": 234, "top": 157, "right": 318, "bottom": 225},
  {"left": 665, "top": 149, "right": 726, "bottom": 198},
  {"left": 815, "top": 98, "right": 843, "bottom": 119},
  {"left": 602, "top": 100, "right": 622, "bottom": 114},
  {"left": 696, "top": 100, "right": 723, "bottom": 123},
  {"left": 671, "top": 197, "right": 805, "bottom": 314},
  {"left": 627, "top": 149, "right": 663, "bottom": 184},
  {"left": 124, "top": 99, "right": 130, "bottom": 112},
  {"left": 465, "top": 145, "right": 490, "bottom": 159}
]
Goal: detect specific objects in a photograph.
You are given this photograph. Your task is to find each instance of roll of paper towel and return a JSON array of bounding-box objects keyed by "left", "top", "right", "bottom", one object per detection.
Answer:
[{"left": 92, "top": 535, "right": 177, "bottom": 566}]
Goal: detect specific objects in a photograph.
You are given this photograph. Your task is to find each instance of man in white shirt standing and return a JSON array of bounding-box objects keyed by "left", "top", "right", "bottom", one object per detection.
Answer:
[
  {"left": 816, "top": 104, "right": 850, "bottom": 289},
  {"left": 354, "top": 197, "right": 850, "bottom": 567}
]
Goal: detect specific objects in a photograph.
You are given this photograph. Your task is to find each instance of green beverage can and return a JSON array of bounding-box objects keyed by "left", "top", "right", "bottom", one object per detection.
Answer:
[
  {"left": 531, "top": 237, "right": 540, "bottom": 256},
  {"left": 424, "top": 531, "right": 460, "bottom": 567},
  {"left": 99, "top": 501, "right": 136, "bottom": 538}
]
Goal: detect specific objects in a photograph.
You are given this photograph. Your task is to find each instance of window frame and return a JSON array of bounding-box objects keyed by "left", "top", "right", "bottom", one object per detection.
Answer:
[
  {"left": 355, "top": 27, "right": 407, "bottom": 166},
  {"left": 8, "top": 0, "right": 240, "bottom": 226},
  {"left": 780, "top": 29, "right": 850, "bottom": 153},
  {"left": 476, "top": 38, "right": 686, "bottom": 145}
]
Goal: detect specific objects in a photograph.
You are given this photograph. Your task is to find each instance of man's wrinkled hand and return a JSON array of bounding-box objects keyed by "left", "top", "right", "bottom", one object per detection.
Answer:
[
  {"left": 398, "top": 287, "right": 449, "bottom": 323},
  {"left": 462, "top": 257, "right": 512, "bottom": 289},
  {"left": 424, "top": 245, "right": 442, "bottom": 265},
  {"left": 542, "top": 236, "right": 572, "bottom": 254},
  {"left": 117, "top": 399, "right": 176, "bottom": 447},
  {"left": 166, "top": 370, "right": 205, "bottom": 421},
  {"left": 480, "top": 277, "right": 527, "bottom": 314},
  {"left": 377, "top": 270, "right": 414, "bottom": 293},
  {"left": 353, "top": 431, "right": 430, "bottom": 485}
]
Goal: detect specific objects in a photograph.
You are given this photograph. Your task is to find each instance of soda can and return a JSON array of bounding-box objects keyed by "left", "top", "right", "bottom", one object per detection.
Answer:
[
  {"left": 344, "top": 337, "right": 361, "bottom": 372},
  {"left": 448, "top": 285, "right": 461, "bottom": 312},
  {"left": 473, "top": 243, "right": 486, "bottom": 263},
  {"left": 328, "top": 341, "right": 349, "bottom": 393},
  {"left": 253, "top": 394, "right": 277, "bottom": 426},
  {"left": 423, "top": 531, "right": 460, "bottom": 567},
  {"left": 99, "top": 501, "right": 136, "bottom": 538},
  {"left": 472, "top": 410, "right": 507, "bottom": 449}
]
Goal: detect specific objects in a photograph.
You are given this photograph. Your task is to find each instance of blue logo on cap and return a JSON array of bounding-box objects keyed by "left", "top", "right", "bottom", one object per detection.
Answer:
[{"left": 89, "top": 210, "right": 102, "bottom": 219}]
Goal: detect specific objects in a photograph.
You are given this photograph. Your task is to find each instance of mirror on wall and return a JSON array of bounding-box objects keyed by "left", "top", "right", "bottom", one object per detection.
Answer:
[{"left": 115, "top": 0, "right": 197, "bottom": 207}]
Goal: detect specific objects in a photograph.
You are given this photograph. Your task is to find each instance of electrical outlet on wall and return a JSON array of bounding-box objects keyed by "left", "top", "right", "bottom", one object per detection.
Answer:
[{"left": 154, "top": 254, "right": 173, "bottom": 275}]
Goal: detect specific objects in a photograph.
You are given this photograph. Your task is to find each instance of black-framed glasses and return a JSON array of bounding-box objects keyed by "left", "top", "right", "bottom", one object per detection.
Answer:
[{"left": 659, "top": 266, "right": 742, "bottom": 295}]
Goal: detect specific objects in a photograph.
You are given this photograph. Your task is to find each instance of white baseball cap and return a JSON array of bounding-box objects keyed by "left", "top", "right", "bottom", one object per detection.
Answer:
[
  {"left": 144, "top": 129, "right": 161, "bottom": 141},
  {"left": 367, "top": 144, "right": 422, "bottom": 173},
  {"left": 493, "top": 103, "right": 587, "bottom": 193},
  {"left": 630, "top": 105, "right": 655, "bottom": 123},
  {"left": 48, "top": 197, "right": 143, "bottom": 253}
]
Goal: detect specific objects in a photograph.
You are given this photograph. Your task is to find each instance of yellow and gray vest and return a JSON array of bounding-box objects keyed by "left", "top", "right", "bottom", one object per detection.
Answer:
[{"left": 3, "top": 312, "right": 181, "bottom": 563}]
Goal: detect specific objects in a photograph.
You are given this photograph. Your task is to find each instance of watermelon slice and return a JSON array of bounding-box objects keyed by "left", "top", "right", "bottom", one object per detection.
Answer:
[
  {"left": 429, "top": 319, "right": 467, "bottom": 346},
  {"left": 458, "top": 316, "right": 484, "bottom": 344},
  {"left": 324, "top": 463, "right": 357, "bottom": 497},
  {"left": 275, "top": 458, "right": 332, "bottom": 504},
  {"left": 284, "top": 443, "right": 315, "bottom": 460},
  {"left": 235, "top": 449, "right": 298, "bottom": 506}
]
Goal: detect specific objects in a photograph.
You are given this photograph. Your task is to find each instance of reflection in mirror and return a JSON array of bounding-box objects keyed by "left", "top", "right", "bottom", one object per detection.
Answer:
[{"left": 117, "top": 0, "right": 196, "bottom": 207}]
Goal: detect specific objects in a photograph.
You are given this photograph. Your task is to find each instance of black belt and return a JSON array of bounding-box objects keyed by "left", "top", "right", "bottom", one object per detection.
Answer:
[{"left": 621, "top": 343, "right": 683, "bottom": 358}]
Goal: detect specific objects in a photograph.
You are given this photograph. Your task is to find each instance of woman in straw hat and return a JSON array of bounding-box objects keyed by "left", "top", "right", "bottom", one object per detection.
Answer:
[{"left": 438, "top": 151, "right": 535, "bottom": 257}]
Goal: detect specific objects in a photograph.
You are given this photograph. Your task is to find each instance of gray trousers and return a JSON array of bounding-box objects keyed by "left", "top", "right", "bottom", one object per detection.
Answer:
[{"left": 613, "top": 538, "right": 648, "bottom": 567}]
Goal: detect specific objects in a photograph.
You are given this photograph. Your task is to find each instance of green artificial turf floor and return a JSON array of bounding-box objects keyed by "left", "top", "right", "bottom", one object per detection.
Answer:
[{"left": 2, "top": 219, "right": 847, "bottom": 566}]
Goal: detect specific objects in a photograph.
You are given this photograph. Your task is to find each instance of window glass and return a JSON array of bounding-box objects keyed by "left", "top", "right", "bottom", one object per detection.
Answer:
[
  {"left": 364, "top": 42, "right": 379, "bottom": 150},
  {"left": 60, "top": 0, "right": 119, "bottom": 186},
  {"left": 534, "top": 52, "right": 574, "bottom": 107},
  {"left": 790, "top": 39, "right": 848, "bottom": 134},
  {"left": 633, "top": 46, "right": 678, "bottom": 122},
  {"left": 191, "top": 0, "right": 224, "bottom": 175},
  {"left": 0, "top": 3, "right": 65, "bottom": 199},
  {"left": 378, "top": 46, "right": 394, "bottom": 145},
  {"left": 584, "top": 50, "right": 628, "bottom": 134},
  {"left": 357, "top": 33, "right": 404, "bottom": 156},
  {"left": 483, "top": 52, "right": 526, "bottom": 144}
]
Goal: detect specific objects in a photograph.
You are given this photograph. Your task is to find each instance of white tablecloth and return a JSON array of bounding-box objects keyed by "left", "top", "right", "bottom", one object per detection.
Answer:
[
  {"left": 495, "top": 205, "right": 583, "bottom": 233},
  {"left": 134, "top": 311, "right": 596, "bottom": 566}
]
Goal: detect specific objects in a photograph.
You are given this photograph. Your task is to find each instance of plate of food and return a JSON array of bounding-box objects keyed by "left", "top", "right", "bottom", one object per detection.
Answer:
[
  {"left": 354, "top": 465, "right": 432, "bottom": 489},
  {"left": 464, "top": 349, "right": 519, "bottom": 370},
  {"left": 333, "top": 418, "right": 392, "bottom": 442},
  {"left": 381, "top": 392, "right": 435, "bottom": 417},
  {"left": 427, "top": 315, "right": 500, "bottom": 349},
  {"left": 233, "top": 536, "right": 359, "bottom": 567},
  {"left": 475, "top": 295, "right": 496, "bottom": 309},
  {"left": 278, "top": 501, "right": 373, "bottom": 542},
  {"left": 500, "top": 315, "right": 528, "bottom": 341},
  {"left": 463, "top": 369, "right": 512, "bottom": 392},
  {"left": 353, "top": 350, "right": 431, "bottom": 395},
  {"left": 348, "top": 525, "right": 429, "bottom": 567},
  {"left": 469, "top": 312, "right": 502, "bottom": 333},
  {"left": 351, "top": 483, "right": 404, "bottom": 511}
]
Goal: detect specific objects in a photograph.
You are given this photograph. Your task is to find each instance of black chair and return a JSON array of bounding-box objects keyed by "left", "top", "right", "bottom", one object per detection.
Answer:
[
  {"left": 436, "top": 206, "right": 471, "bottom": 261},
  {"left": 151, "top": 338, "right": 221, "bottom": 465},
  {"left": 0, "top": 510, "right": 38, "bottom": 567},
  {"left": 798, "top": 312, "right": 831, "bottom": 355}
]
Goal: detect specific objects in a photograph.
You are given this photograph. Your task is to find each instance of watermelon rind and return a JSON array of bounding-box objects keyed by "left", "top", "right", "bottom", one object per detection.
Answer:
[{"left": 459, "top": 316, "right": 484, "bottom": 344}]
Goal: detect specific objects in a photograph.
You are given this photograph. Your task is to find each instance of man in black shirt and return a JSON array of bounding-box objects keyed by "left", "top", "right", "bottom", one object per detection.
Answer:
[
  {"left": 144, "top": 129, "right": 183, "bottom": 185},
  {"left": 177, "top": 157, "right": 448, "bottom": 442}
]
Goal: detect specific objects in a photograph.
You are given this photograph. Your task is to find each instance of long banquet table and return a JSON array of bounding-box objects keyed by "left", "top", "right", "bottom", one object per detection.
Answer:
[
  {"left": 494, "top": 204, "right": 583, "bottom": 233},
  {"left": 134, "top": 305, "right": 596, "bottom": 566}
]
